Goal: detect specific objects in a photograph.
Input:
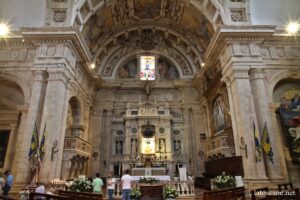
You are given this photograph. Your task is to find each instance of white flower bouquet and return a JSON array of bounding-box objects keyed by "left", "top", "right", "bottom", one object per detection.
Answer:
[
  {"left": 69, "top": 177, "right": 92, "bottom": 193},
  {"left": 163, "top": 186, "right": 179, "bottom": 199},
  {"left": 213, "top": 171, "right": 236, "bottom": 189}
]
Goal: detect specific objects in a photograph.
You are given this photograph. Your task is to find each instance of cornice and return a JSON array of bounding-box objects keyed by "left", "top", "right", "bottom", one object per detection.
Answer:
[
  {"left": 20, "top": 27, "right": 96, "bottom": 81},
  {"left": 204, "top": 25, "right": 276, "bottom": 65}
]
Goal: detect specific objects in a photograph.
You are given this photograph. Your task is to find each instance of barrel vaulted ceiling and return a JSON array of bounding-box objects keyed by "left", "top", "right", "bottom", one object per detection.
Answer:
[{"left": 47, "top": 0, "right": 250, "bottom": 80}]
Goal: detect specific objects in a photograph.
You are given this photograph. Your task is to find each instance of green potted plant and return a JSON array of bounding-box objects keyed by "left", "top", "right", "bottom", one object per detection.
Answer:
[
  {"left": 213, "top": 171, "right": 236, "bottom": 189},
  {"left": 130, "top": 188, "right": 142, "bottom": 200},
  {"left": 163, "top": 186, "right": 179, "bottom": 200}
]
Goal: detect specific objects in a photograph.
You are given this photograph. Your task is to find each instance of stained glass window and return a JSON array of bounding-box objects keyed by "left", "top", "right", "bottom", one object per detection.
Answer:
[{"left": 140, "top": 56, "right": 155, "bottom": 80}]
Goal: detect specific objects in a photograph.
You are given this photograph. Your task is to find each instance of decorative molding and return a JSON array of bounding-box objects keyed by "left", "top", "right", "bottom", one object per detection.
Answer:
[{"left": 53, "top": 9, "right": 67, "bottom": 22}]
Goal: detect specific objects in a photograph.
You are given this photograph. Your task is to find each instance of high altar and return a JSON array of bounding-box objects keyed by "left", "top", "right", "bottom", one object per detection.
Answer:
[{"left": 110, "top": 84, "right": 185, "bottom": 176}]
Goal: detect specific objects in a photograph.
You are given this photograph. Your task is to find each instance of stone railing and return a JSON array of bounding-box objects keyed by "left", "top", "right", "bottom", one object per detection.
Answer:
[
  {"left": 108, "top": 180, "right": 195, "bottom": 198},
  {"left": 64, "top": 137, "right": 92, "bottom": 156},
  {"left": 205, "top": 130, "right": 234, "bottom": 159}
]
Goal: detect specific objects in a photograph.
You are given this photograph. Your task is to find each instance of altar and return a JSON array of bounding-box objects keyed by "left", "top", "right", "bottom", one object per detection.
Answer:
[
  {"left": 132, "top": 167, "right": 166, "bottom": 176},
  {"left": 132, "top": 176, "right": 170, "bottom": 181}
]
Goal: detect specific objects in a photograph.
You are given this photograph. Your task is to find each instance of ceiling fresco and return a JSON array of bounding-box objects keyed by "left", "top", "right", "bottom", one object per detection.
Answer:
[{"left": 78, "top": 0, "right": 216, "bottom": 79}]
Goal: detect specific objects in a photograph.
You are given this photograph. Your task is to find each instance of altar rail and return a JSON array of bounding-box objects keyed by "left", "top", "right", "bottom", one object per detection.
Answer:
[
  {"left": 205, "top": 130, "right": 234, "bottom": 159},
  {"left": 64, "top": 137, "right": 92, "bottom": 156},
  {"left": 108, "top": 180, "right": 195, "bottom": 198}
]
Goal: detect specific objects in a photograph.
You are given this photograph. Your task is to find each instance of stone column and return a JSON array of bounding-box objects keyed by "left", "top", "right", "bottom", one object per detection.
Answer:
[
  {"left": 89, "top": 108, "right": 103, "bottom": 176},
  {"left": 12, "top": 71, "right": 47, "bottom": 189},
  {"left": 222, "top": 65, "right": 268, "bottom": 183},
  {"left": 182, "top": 106, "right": 191, "bottom": 169},
  {"left": 105, "top": 109, "right": 113, "bottom": 174},
  {"left": 39, "top": 70, "right": 70, "bottom": 182},
  {"left": 249, "top": 68, "right": 285, "bottom": 180}
]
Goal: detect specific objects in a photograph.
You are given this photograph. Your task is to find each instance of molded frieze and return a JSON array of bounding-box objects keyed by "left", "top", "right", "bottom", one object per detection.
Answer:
[
  {"left": 0, "top": 48, "right": 35, "bottom": 62},
  {"left": 36, "top": 44, "right": 77, "bottom": 68},
  {"left": 261, "top": 46, "right": 300, "bottom": 59}
]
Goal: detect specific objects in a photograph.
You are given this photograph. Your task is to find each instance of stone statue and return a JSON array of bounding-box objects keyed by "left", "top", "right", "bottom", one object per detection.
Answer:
[
  {"left": 159, "top": 138, "right": 166, "bottom": 152},
  {"left": 131, "top": 139, "right": 137, "bottom": 155},
  {"left": 116, "top": 141, "right": 123, "bottom": 155},
  {"left": 174, "top": 140, "right": 181, "bottom": 154}
]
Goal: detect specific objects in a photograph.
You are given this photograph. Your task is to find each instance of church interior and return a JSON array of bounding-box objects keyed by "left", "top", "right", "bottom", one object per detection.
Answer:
[{"left": 0, "top": 0, "right": 300, "bottom": 199}]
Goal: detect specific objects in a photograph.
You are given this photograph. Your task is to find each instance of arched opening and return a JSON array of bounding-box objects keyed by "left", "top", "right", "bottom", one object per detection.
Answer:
[
  {"left": 274, "top": 78, "right": 300, "bottom": 187},
  {"left": 0, "top": 78, "right": 25, "bottom": 171}
]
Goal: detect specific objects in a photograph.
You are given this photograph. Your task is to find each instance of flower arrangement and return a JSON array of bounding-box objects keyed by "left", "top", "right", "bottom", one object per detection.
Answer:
[
  {"left": 69, "top": 177, "right": 92, "bottom": 193},
  {"left": 19, "top": 190, "right": 30, "bottom": 200},
  {"left": 130, "top": 188, "right": 142, "bottom": 200},
  {"left": 213, "top": 171, "right": 236, "bottom": 189},
  {"left": 163, "top": 186, "right": 179, "bottom": 200},
  {"left": 138, "top": 177, "right": 160, "bottom": 184}
]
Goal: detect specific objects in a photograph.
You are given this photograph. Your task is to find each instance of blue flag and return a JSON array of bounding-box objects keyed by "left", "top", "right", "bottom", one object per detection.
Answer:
[
  {"left": 261, "top": 122, "right": 274, "bottom": 163},
  {"left": 28, "top": 122, "right": 39, "bottom": 160},
  {"left": 39, "top": 123, "right": 46, "bottom": 162},
  {"left": 253, "top": 121, "right": 262, "bottom": 162}
]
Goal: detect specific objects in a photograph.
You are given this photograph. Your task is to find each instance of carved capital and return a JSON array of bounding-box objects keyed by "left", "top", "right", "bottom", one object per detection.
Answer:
[{"left": 249, "top": 68, "right": 264, "bottom": 80}]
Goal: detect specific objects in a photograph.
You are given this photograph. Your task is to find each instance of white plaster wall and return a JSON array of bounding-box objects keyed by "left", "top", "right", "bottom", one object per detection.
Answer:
[
  {"left": 0, "top": 0, "right": 46, "bottom": 28},
  {"left": 250, "top": 0, "right": 300, "bottom": 27}
]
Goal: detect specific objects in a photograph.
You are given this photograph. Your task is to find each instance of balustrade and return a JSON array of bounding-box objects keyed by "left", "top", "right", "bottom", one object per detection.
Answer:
[
  {"left": 205, "top": 130, "right": 234, "bottom": 159},
  {"left": 108, "top": 180, "right": 195, "bottom": 198},
  {"left": 64, "top": 137, "right": 92, "bottom": 156}
]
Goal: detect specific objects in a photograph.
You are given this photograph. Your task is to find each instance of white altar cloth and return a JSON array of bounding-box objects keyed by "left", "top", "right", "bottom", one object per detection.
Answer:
[{"left": 132, "top": 176, "right": 171, "bottom": 181}]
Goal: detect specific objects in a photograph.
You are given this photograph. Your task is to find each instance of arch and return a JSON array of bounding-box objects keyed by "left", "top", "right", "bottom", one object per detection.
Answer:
[
  {"left": 107, "top": 50, "right": 193, "bottom": 81},
  {"left": 269, "top": 70, "right": 300, "bottom": 103},
  {"left": 68, "top": 96, "right": 84, "bottom": 125},
  {"left": 0, "top": 73, "right": 30, "bottom": 106},
  {"left": 71, "top": 0, "right": 224, "bottom": 32}
]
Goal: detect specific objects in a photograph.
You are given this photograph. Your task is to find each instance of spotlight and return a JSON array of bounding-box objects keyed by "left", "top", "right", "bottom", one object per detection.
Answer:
[
  {"left": 286, "top": 22, "right": 299, "bottom": 34},
  {"left": 90, "top": 63, "right": 95, "bottom": 69},
  {"left": 201, "top": 62, "right": 205, "bottom": 67},
  {"left": 0, "top": 23, "right": 9, "bottom": 37}
]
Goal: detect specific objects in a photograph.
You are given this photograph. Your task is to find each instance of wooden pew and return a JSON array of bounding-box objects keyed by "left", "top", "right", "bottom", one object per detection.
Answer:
[
  {"left": 0, "top": 195, "right": 18, "bottom": 200},
  {"left": 29, "top": 192, "right": 70, "bottom": 200},
  {"left": 277, "top": 183, "right": 300, "bottom": 200},
  {"left": 203, "top": 186, "right": 245, "bottom": 200},
  {"left": 57, "top": 190, "right": 102, "bottom": 200},
  {"left": 250, "top": 187, "right": 269, "bottom": 200}
]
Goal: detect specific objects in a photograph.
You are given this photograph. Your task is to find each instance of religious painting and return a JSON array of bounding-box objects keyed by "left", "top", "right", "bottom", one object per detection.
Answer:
[
  {"left": 134, "top": 0, "right": 161, "bottom": 19},
  {"left": 140, "top": 56, "right": 155, "bottom": 80},
  {"left": 82, "top": 6, "right": 113, "bottom": 51},
  {"left": 0, "top": 130, "right": 10, "bottom": 168},
  {"left": 118, "top": 58, "right": 138, "bottom": 79},
  {"left": 157, "top": 59, "right": 179, "bottom": 80},
  {"left": 277, "top": 88, "right": 300, "bottom": 164},
  {"left": 141, "top": 138, "right": 155, "bottom": 154},
  {"left": 181, "top": 7, "right": 213, "bottom": 45},
  {"left": 212, "top": 94, "right": 225, "bottom": 133}
]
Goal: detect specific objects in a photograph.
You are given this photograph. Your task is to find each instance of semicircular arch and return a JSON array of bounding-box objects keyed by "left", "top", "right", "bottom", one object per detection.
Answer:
[{"left": 0, "top": 72, "right": 30, "bottom": 106}]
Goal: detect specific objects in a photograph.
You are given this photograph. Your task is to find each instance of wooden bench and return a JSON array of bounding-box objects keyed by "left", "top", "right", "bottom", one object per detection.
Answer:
[
  {"left": 203, "top": 186, "right": 245, "bottom": 200},
  {"left": 29, "top": 192, "right": 71, "bottom": 200},
  {"left": 0, "top": 195, "right": 18, "bottom": 200},
  {"left": 277, "top": 183, "right": 300, "bottom": 200},
  {"left": 278, "top": 183, "right": 293, "bottom": 191},
  {"left": 57, "top": 190, "right": 102, "bottom": 200},
  {"left": 250, "top": 187, "right": 269, "bottom": 200}
]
